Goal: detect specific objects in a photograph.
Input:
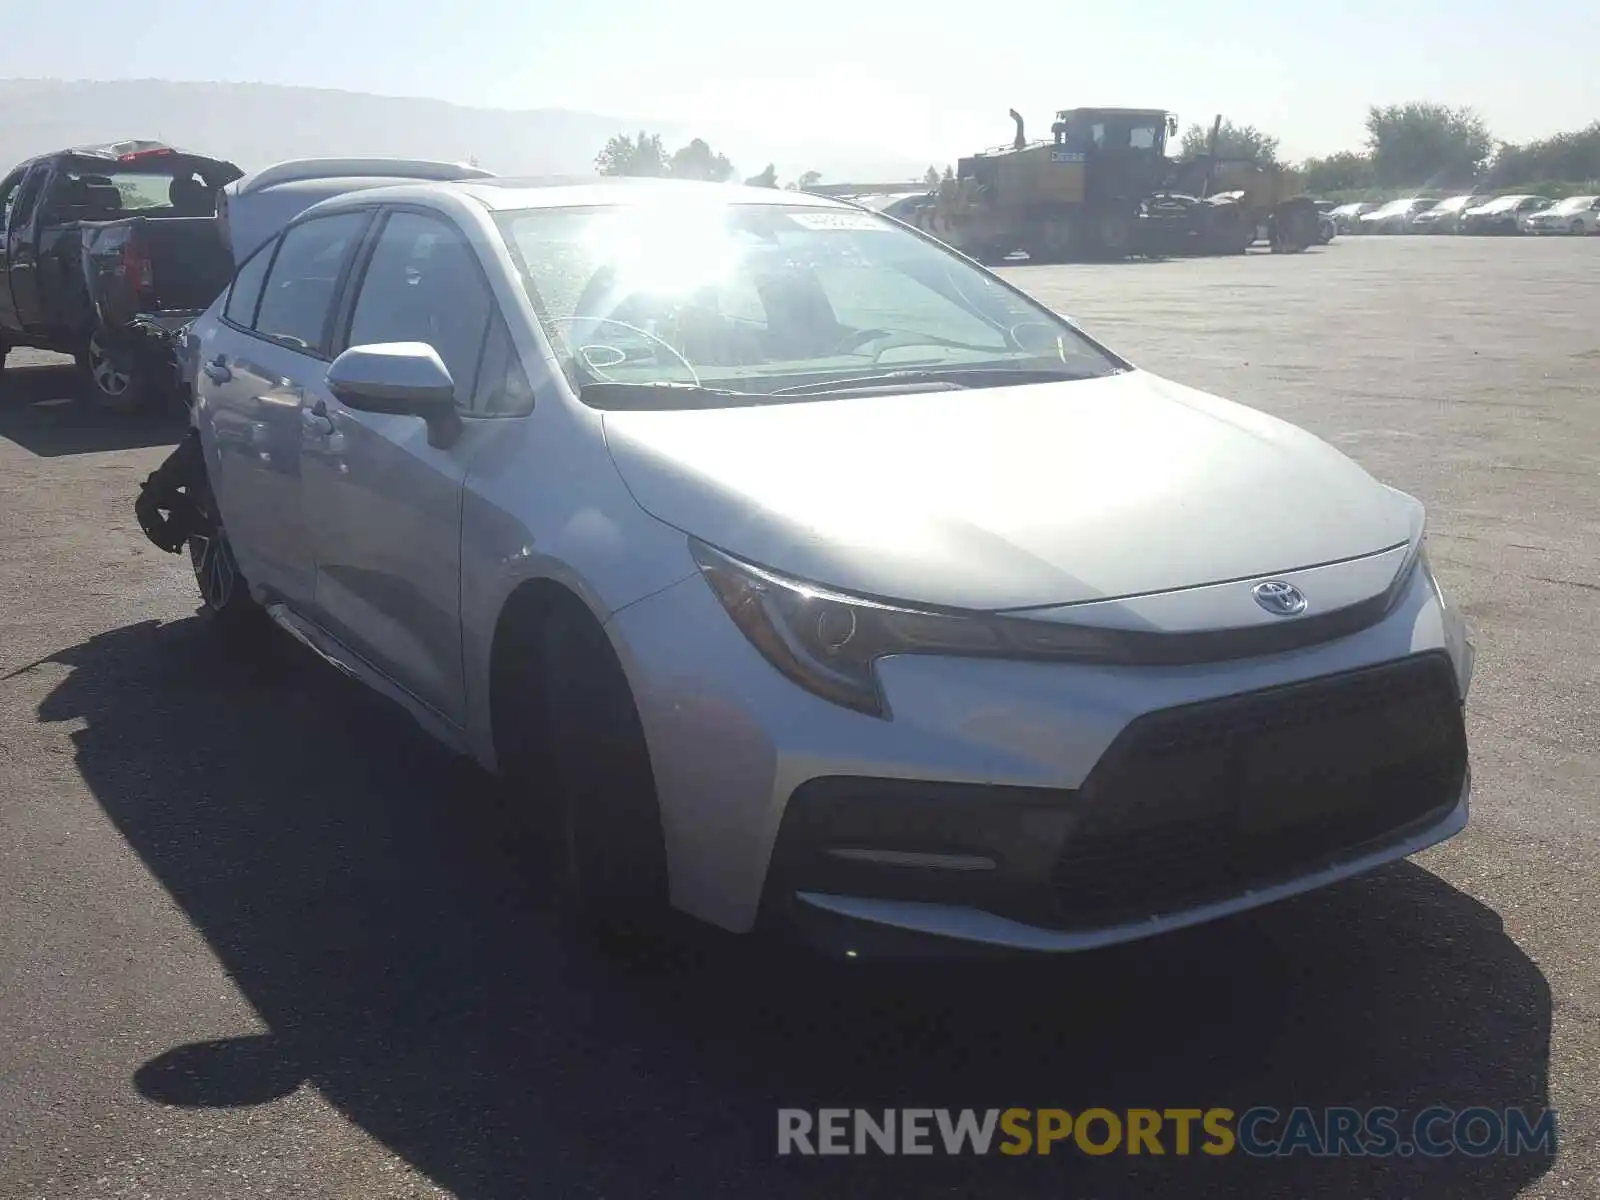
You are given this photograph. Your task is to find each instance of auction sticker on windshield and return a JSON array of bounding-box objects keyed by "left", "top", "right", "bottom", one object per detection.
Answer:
[{"left": 788, "top": 212, "right": 889, "bottom": 232}]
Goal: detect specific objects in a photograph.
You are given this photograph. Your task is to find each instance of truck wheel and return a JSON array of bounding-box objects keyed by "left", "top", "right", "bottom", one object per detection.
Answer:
[{"left": 77, "top": 330, "right": 154, "bottom": 415}]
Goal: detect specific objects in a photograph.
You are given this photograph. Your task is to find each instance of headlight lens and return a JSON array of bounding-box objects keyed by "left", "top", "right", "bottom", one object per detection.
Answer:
[
  {"left": 694, "top": 514, "right": 1445, "bottom": 716},
  {"left": 691, "top": 540, "right": 1123, "bottom": 717},
  {"left": 1421, "top": 547, "right": 1474, "bottom": 699}
]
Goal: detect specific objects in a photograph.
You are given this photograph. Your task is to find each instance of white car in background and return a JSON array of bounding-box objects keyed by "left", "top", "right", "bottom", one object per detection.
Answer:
[
  {"left": 172, "top": 177, "right": 1475, "bottom": 954},
  {"left": 1358, "top": 197, "right": 1436, "bottom": 234},
  {"left": 1460, "top": 194, "right": 1551, "bottom": 234},
  {"left": 1521, "top": 195, "right": 1600, "bottom": 235},
  {"left": 1328, "top": 201, "right": 1374, "bottom": 234},
  {"left": 1409, "top": 195, "right": 1484, "bottom": 234}
]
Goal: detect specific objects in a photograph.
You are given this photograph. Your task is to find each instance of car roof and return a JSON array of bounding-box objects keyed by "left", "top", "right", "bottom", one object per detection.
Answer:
[
  {"left": 308, "top": 175, "right": 855, "bottom": 213},
  {"left": 463, "top": 177, "right": 855, "bottom": 211}
]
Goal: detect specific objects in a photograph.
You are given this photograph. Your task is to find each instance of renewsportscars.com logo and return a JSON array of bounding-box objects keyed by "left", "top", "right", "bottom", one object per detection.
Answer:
[{"left": 777, "top": 1107, "right": 1558, "bottom": 1158}]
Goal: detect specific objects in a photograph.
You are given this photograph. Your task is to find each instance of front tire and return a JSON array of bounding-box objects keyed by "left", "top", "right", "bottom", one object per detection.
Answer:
[{"left": 535, "top": 604, "right": 670, "bottom": 941}]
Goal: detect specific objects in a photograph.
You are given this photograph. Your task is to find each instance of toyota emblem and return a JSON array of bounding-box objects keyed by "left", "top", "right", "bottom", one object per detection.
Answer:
[{"left": 1252, "top": 580, "right": 1307, "bottom": 616}]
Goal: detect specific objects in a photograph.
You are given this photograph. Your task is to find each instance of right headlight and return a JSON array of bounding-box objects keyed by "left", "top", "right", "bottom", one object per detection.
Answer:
[
  {"left": 1421, "top": 547, "right": 1474, "bottom": 700},
  {"left": 691, "top": 539, "right": 1127, "bottom": 718}
]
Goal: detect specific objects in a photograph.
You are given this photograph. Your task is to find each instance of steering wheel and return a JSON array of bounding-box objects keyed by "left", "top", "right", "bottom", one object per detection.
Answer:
[
  {"left": 1007, "top": 321, "right": 1072, "bottom": 360},
  {"left": 546, "top": 316, "right": 701, "bottom": 386},
  {"left": 826, "top": 326, "right": 895, "bottom": 356},
  {"left": 844, "top": 330, "right": 1009, "bottom": 363}
]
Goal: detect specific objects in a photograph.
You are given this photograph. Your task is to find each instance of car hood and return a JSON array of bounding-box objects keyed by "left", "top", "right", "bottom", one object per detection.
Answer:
[{"left": 601, "top": 371, "right": 1419, "bottom": 611}]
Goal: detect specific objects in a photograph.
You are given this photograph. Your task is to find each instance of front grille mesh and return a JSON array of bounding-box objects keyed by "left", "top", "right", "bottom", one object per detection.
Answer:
[{"left": 1050, "top": 653, "right": 1467, "bottom": 929}]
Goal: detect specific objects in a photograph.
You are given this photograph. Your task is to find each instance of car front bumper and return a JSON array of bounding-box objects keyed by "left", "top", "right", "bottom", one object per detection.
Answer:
[{"left": 609, "top": 559, "right": 1472, "bottom": 950}]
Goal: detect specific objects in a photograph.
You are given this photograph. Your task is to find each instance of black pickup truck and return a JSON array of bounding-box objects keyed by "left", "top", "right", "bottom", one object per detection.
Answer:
[{"left": 0, "top": 140, "right": 242, "bottom": 412}]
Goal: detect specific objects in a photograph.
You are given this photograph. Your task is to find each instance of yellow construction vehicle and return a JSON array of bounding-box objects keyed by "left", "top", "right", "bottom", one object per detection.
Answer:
[{"left": 871, "top": 109, "right": 1319, "bottom": 262}]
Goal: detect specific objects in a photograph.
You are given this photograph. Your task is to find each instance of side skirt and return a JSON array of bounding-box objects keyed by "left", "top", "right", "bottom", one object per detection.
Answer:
[{"left": 264, "top": 602, "right": 476, "bottom": 761}]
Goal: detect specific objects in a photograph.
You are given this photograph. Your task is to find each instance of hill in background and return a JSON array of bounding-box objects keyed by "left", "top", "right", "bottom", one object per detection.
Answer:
[{"left": 0, "top": 78, "right": 931, "bottom": 185}]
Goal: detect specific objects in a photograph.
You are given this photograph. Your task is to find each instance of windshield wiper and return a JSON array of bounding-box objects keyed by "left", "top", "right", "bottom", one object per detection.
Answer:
[
  {"left": 578, "top": 380, "right": 756, "bottom": 410},
  {"left": 770, "top": 366, "right": 1106, "bottom": 397}
]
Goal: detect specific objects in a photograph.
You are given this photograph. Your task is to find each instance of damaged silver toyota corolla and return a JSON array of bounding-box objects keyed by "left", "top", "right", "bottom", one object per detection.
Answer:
[{"left": 136, "top": 177, "right": 1475, "bottom": 954}]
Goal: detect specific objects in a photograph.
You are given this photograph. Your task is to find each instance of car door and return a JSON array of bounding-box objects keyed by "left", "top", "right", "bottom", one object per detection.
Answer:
[
  {"left": 197, "top": 209, "right": 374, "bottom": 608},
  {"left": 300, "top": 206, "right": 508, "bottom": 726},
  {"left": 2, "top": 165, "right": 51, "bottom": 333}
]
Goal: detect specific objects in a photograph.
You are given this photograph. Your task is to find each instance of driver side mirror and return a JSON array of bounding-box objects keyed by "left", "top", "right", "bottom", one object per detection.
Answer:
[{"left": 327, "top": 342, "right": 462, "bottom": 447}]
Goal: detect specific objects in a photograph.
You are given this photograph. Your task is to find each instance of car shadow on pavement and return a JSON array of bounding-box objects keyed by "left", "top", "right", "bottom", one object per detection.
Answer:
[
  {"left": 0, "top": 365, "right": 184, "bottom": 457},
  {"left": 27, "top": 616, "right": 1556, "bottom": 1199}
]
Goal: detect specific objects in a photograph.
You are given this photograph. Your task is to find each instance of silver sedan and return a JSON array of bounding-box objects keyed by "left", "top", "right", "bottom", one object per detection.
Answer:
[{"left": 177, "top": 178, "right": 1475, "bottom": 954}]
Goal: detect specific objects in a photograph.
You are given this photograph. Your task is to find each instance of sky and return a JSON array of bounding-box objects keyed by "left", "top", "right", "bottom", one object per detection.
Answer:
[{"left": 2, "top": 0, "right": 1596, "bottom": 165}]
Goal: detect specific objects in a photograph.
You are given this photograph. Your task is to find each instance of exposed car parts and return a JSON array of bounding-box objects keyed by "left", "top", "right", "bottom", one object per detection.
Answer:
[{"left": 134, "top": 427, "right": 204, "bottom": 553}]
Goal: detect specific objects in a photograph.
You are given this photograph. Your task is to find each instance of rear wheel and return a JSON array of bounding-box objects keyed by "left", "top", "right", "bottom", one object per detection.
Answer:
[{"left": 186, "top": 471, "right": 265, "bottom": 636}]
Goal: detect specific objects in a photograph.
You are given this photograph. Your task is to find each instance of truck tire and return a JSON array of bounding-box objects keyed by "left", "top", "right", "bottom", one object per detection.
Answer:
[{"left": 77, "top": 328, "right": 156, "bottom": 415}]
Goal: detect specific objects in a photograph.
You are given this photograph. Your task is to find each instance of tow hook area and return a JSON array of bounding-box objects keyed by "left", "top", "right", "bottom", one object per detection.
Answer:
[{"left": 134, "top": 427, "right": 205, "bottom": 553}]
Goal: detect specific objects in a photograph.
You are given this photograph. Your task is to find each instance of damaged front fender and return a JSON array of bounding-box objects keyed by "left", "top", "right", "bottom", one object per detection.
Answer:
[{"left": 134, "top": 427, "right": 205, "bottom": 553}]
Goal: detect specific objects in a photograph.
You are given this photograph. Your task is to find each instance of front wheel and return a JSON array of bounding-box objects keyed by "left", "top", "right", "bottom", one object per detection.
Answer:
[{"left": 537, "top": 605, "right": 670, "bottom": 942}]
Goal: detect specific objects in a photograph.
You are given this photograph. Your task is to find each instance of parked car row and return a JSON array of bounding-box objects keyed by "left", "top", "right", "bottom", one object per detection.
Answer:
[{"left": 1327, "top": 193, "right": 1600, "bottom": 236}]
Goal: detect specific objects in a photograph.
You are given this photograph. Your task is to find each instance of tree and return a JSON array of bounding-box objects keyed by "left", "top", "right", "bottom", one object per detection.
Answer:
[
  {"left": 785, "top": 169, "right": 823, "bottom": 192},
  {"left": 1364, "top": 102, "right": 1493, "bottom": 188},
  {"left": 595, "top": 131, "right": 667, "bottom": 177},
  {"left": 744, "top": 163, "right": 779, "bottom": 188},
  {"left": 669, "top": 137, "right": 735, "bottom": 182},
  {"left": 924, "top": 165, "right": 941, "bottom": 188},
  {"left": 1486, "top": 122, "right": 1600, "bottom": 189},
  {"left": 1178, "top": 119, "right": 1280, "bottom": 166},
  {"left": 1300, "top": 150, "right": 1375, "bottom": 194}
]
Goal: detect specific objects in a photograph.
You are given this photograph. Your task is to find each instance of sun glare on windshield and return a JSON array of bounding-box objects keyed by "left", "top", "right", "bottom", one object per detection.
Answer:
[
  {"left": 495, "top": 202, "right": 1122, "bottom": 404},
  {"left": 582, "top": 203, "right": 745, "bottom": 300}
]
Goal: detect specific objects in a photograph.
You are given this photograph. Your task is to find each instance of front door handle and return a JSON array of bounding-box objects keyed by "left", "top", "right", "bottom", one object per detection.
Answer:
[
  {"left": 302, "top": 407, "right": 334, "bottom": 436},
  {"left": 202, "top": 356, "right": 231, "bottom": 384}
]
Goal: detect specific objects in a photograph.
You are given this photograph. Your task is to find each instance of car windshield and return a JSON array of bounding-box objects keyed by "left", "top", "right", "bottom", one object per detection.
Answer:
[
  {"left": 1479, "top": 196, "right": 1524, "bottom": 212},
  {"left": 1551, "top": 195, "right": 1596, "bottom": 213},
  {"left": 494, "top": 201, "right": 1124, "bottom": 406},
  {"left": 1433, "top": 196, "right": 1473, "bottom": 213}
]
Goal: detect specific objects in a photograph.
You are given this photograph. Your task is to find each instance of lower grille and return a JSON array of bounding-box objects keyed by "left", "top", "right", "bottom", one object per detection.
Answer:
[{"left": 1050, "top": 652, "right": 1467, "bottom": 929}]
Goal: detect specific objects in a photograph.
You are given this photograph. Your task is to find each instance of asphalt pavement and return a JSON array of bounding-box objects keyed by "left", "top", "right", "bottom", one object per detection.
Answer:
[{"left": 0, "top": 235, "right": 1594, "bottom": 1198}]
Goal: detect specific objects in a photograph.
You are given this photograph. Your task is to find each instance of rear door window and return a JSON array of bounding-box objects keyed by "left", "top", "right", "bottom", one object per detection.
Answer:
[{"left": 253, "top": 211, "right": 370, "bottom": 355}]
